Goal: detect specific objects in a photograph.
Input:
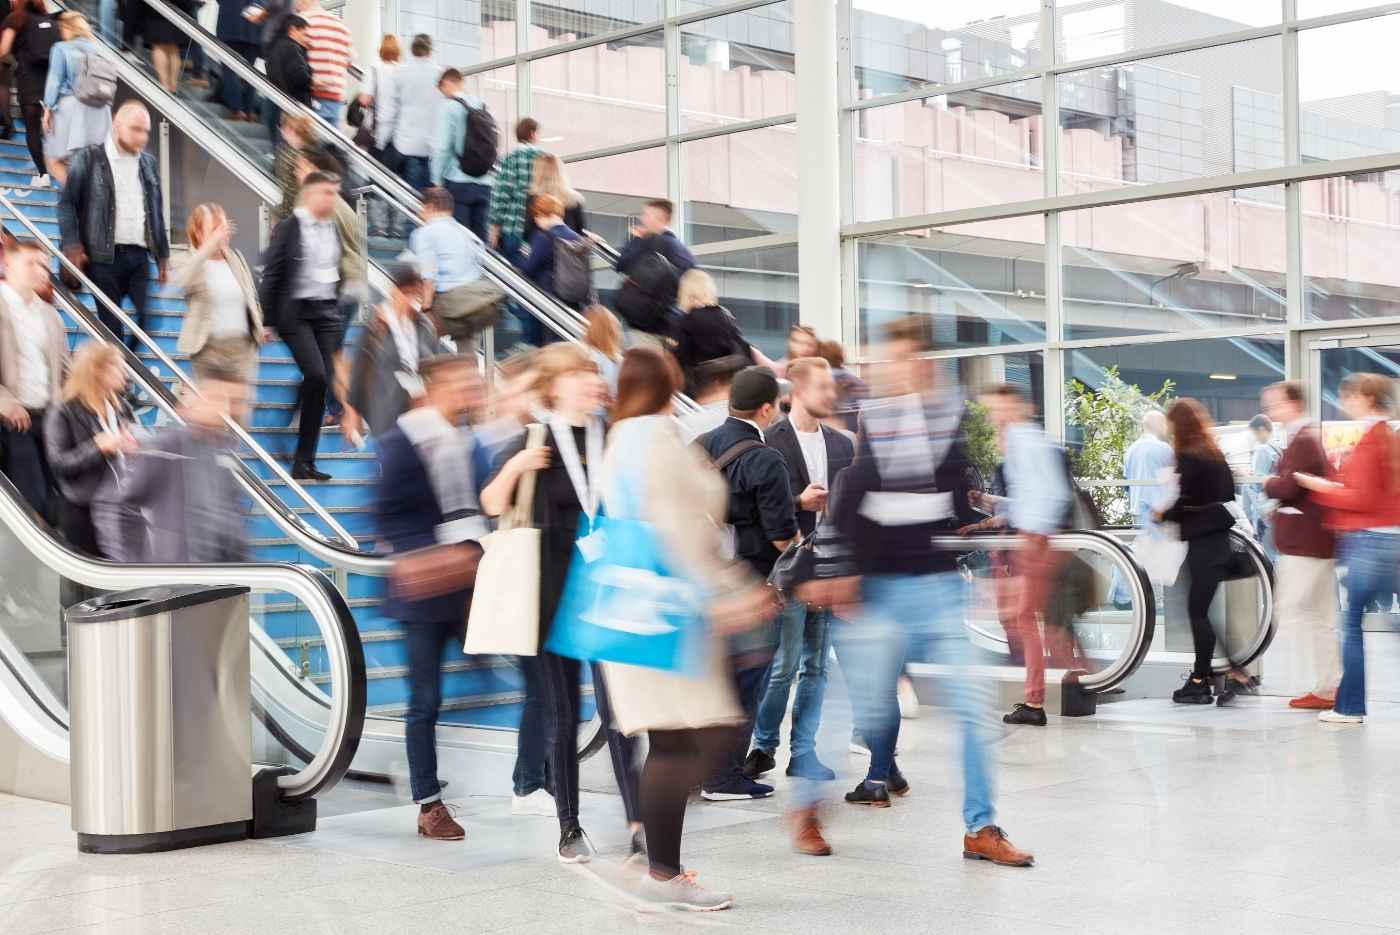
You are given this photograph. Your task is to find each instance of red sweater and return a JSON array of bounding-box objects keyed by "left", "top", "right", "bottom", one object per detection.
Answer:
[{"left": 1312, "top": 421, "right": 1400, "bottom": 532}]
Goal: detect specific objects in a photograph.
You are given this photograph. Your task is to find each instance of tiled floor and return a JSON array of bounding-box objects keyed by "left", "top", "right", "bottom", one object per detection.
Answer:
[{"left": 7, "top": 697, "right": 1400, "bottom": 934}]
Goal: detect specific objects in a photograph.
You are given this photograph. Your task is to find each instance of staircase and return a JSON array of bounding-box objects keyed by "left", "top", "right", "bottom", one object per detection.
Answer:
[{"left": 0, "top": 123, "right": 536, "bottom": 731}]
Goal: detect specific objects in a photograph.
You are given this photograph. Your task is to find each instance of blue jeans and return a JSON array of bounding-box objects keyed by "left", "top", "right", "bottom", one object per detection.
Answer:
[
  {"left": 1335, "top": 531, "right": 1400, "bottom": 716},
  {"left": 446, "top": 180, "right": 491, "bottom": 242},
  {"left": 500, "top": 234, "right": 545, "bottom": 347},
  {"left": 513, "top": 654, "right": 549, "bottom": 797},
  {"left": 394, "top": 156, "right": 431, "bottom": 236},
  {"left": 752, "top": 602, "right": 831, "bottom": 759},
  {"left": 312, "top": 98, "right": 343, "bottom": 126},
  {"left": 841, "top": 572, "right": 995, "bottom": 833},
  {"left": 220, "top": 41, "right": 260, "bottom": 116},
  {"left": 403, "top": 618, "right": 458, "bottom": 802}
]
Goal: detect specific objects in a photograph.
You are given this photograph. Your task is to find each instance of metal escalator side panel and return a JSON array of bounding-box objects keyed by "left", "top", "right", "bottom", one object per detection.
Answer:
[{"left": 1220, "top": 527, "right": 1277, "bottom": 673}]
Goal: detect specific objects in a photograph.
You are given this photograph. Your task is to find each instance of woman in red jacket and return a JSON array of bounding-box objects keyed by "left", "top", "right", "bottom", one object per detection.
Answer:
[{"left": 1296, "top": 373, "right": 1400, "bottom": 724}]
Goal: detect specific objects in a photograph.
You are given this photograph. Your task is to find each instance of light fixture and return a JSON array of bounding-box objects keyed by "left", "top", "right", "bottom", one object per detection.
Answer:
[
  {"left": 907, "top": 279, "right": 933, "bottom": 289},
  {"left": 1209, "top": 373, "right": 1237, "bottom": 381}
]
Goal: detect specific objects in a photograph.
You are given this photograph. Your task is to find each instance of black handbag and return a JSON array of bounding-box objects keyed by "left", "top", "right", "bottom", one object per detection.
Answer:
[
  {"left": 768, "top": 530, "right": 817, "bottom": 596},
  {"left": 1222, "top": 538, "right": 1257, "bottom": 581}
]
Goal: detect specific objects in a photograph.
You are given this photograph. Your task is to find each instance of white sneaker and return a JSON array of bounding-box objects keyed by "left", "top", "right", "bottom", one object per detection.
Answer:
[
  {"left": 511, "top": 788, "right": 556, "bottom": 816},
  {"left": 1319, "top": 710, "right": 1364, "bottom": 724},
  {"left": 898, "top": 676, "right": 921, "bottom": 719},
  {"left": 30, "top": 174, "right": 49, "bottom": 188},
  {"left": 636, "top": 870, "right": 732, "bottom": 912}
]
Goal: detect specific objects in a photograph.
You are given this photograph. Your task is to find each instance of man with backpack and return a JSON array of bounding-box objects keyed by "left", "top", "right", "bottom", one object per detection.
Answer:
[
  {"left": 520, "top": 194, "right": 593, "bottom": 311},
  {"left": 615, "top": 199, "right": 696, "bottom": 337},
  {"left": 430, "top": 68, "right": 496, "bottom": 241}
]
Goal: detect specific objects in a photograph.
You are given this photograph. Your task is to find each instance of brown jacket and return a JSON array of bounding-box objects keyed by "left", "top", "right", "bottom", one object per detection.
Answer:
[
  {"left": 0, "top": 288, "right": 68, "bottom": 413},
  {"left": 174, "top": 246, "right": 265, "bottom": 356},
  {"left": 1262, "top": 422, "right": 1336, "bottom": 560}
]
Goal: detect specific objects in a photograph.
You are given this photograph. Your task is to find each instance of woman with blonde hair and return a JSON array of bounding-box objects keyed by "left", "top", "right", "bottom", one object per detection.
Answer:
[
  {"left": 174, "top": 203, "right": 266, "bottom": 385},
  {"left": 671, "top": 268, "right": 751, "bottom": 388},
  {"left": 45, "top": 342, "right": 135, "bottom": 557},
  {"left": 524, "top": 152, "right": 588, "bottom": 239},
  {"left": 40, "top": 12, "right": 111, "bottom": 185}
]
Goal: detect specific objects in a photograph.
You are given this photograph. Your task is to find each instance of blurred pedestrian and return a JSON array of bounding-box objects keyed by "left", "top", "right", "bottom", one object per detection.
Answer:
[
  {"left": 410, "top": 187, "right": 492, "bottom": 349},
  {"left": 487, "top": 117, "right": 542, "bottom": 261},
  {"left": 41, "top": 12, "right": 112, "bottom": 186},
  {"left": 772, "top": 324, "right": 818, "bottom": 378},
  {"left": 1155, "top": 399, "right": 1254, "bottom": 706},
  {"left": 480, "top": 343, "right": 642, "bottom": 864},
  {"left": 615, "top": 199, "right": 695, "bottom": 341},
  {"left": 816, "top": 339, "right": 866, "bottom": 433},
  {"left": 671, "top": 270, "right": 750, "bottom": 391},
  {"left": 430, "top": 67, "right": 496, "bottom": 241},
  {"left": 45, "top": 341, "right": 136, "bottom": 558},
  {"left": 375, "top": 354, "right": 494, "bottom": 840},
  {"left": 678, "top": 354, "right": 744, "bottom": 444},
  {"left": 522, "top": 153, "right": 586, "bottom": 242},
  {"left": 520, "top": 193, "right": 589, "bottom": 309},
  {"left": 696, "top": 366, "right": 797, "bottom": 802},
  {"left": 0, "top": 242, "right": 67, "bottom": 516},
  {"left": 582, "top": 306, "right": 622, "bottom": 397},
  {"left": 127, "top": 0, "right": 195, "bottom": 92},
  {"left": 1259, "top": 381, "right": 1340, "bottom": 711},
  {"left": 798, "top": 315, "right": 1034, "bottom": 867},
  {"left": 295, "top": 0, "right": 353, "bottom": 125},
  {"left": 377, "top": 32, "right": 440, "bottom": 222},
  {"left": 1294, "top": 373, "right": 1400, "bottom": 725},
  {"left": 263, "top": 13, "right": 311, "bottom": 137},
  {"left": 600, "top": 346, "right": 774, "bottom": 910},
  {"left": 343, "top": 263, "right": 440, "bottom": 445},
  {"left": 123, "top": 365, "right": 250, "bottom": 563},
  {"left": 215, "top": 0, "right": 263, "bottom": 122},
  {"left": 1243, "top": 412, "right": 1280, "bottom": 556},
  {"left": 174, "top": 203, "right": 265, "bottom": 385},
  {"left": 272, "top": 113, "right": 318, "bottom": 221},
  {"left": 0, "top": 0, "right": 62, "bottom": 184}
]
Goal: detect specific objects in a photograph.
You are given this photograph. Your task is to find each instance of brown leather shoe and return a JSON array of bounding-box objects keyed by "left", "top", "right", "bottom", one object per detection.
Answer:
[
  {"left": 417, "top": 801, "right": 465, "bottom": 841},
  {"left": 962, "top": 825, "right": 1033, "bottom": 867},
  {"left": 789, "top": 808, "right": 832, "bottom": 857},
  {"left": 1289, "top": 692, "right": 1334, "bottom": 710}
]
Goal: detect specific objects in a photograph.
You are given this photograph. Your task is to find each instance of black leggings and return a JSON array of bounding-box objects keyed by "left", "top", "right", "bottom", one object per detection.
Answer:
[
  {"left": 642, "top": 727, "right": 736, "bottom": 878},
  {"left": 17, "top": 70, "right": 46, "bottom": 175},
  {"left": 1185, "top": 530, "right": 1231, "bottom": 680},
  {"left": 538, "top": 651, "right": 641, "bottom": 828}
]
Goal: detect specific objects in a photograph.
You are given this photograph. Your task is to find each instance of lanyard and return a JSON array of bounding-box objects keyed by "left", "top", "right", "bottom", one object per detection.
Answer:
[{"left": 548, "top": 413, "right": 603, "bottom": 523}]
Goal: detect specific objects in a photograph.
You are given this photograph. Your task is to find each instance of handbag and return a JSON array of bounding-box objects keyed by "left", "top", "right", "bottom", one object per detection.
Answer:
[
  {"left": 544, "top": 483, "right": 707, "bottom": 675},
  {"left": 1133, "top": 522, "right": 1188, "bottom": 586},
  {"left": 463, "top": 423, "right": 546, "bottom": 656},
  {"left": 768, "top": 529, "right": 817, "bottom": 596},
  {"left": 433, "top": 279, "right": 505, "bottom": 344},
  {"left": 390, "top": 542, "right": 482, "bottom": 601}
]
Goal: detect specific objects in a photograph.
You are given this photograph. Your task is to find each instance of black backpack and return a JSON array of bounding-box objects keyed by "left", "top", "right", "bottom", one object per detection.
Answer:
[
  {"left": 456, "top": 99, "right": 499, "bottom": 178},
  {"left": 552, "top": 236, "right": 594, "bottom": 307},
  {"left": 15, "top": 14, "right": 59, "bottom": 77},
  {"left": 616, "top": 248, "right": 680, "bottom": 334}
]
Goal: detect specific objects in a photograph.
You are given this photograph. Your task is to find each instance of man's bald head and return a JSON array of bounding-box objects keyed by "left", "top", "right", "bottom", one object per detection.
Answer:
[
  {"left": 1142, "top": 409, "right": 1168, "bottom": 441},
  {"left": 113, "top": 101, "right": 151, "bottom": 155}
]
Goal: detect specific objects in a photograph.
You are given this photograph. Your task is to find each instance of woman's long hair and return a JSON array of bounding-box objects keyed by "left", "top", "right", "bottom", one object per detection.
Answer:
[
  {"left": 58, "top": 11, "right": 92, "bottom": 40},
  {"left": 583, "top": 306, "right": 622, "bottom": 361},
  {"left": 612, "top": 347, "right": 681, "bottom": 423},
  {"left": 529, "top": 153, "right": 581, "bottom": 210},
  {"left": 1341, "top": 372, "right": 1400, "bottom": 489},
  {"left": 1166, "top": 398, "right": 1224, "bottom": 462},
  {"left": 63, "top": 342, "right": 122, "bottom": 413},
  {"left": 530, "top": 342, "right": 598, "bottom": 410}
]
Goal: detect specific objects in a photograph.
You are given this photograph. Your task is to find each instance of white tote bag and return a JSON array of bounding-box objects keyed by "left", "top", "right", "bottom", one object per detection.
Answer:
[
  {"left": 1133, "top": 521, "right": 1189, "bottom": 586},
  {"left": 464, "top": 424, "right": 546, "bottom": 656}
]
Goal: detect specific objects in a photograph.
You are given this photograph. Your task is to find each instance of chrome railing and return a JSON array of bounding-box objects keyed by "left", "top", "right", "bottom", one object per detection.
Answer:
[{"left": 0, "top": 473, "right": 366, "bottom": 802}]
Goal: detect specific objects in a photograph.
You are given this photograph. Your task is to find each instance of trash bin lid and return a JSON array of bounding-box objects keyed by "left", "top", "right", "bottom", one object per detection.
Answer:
[{"left": 65, "top": 585, "right": 252, "bottom": 624}]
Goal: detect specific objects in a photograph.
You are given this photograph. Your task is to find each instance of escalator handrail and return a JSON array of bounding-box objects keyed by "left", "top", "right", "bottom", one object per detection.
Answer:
[
  {"left": 0, "top": 472, "right": 366, "bottom": 802},
  {"left": 0, "top": 188, "right": 363, "bottom": 555},
  {"left": 927, "top": 528, "right": 1157, "bottom": 694}
]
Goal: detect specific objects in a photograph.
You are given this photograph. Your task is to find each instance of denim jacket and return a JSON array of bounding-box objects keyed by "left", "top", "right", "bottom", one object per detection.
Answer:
[
  {"left": 42, "top": 38, "right": 100, "bottom": 109},
  {"left": 58, "top": 143, "right": 171, "bottom": 266}
]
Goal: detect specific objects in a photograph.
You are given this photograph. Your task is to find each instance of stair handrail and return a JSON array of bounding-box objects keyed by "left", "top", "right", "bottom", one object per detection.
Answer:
[{"left": 0, "top": 187, "right": 375, "bottom": 561}]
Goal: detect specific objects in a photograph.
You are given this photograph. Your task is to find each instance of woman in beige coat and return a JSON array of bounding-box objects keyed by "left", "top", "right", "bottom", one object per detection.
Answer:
[
  {"left": 174, "top": 204, "right": 266, "bottom": 385},
  {"left": 599, "top": 347, "right": 775, "bottom": 912}
]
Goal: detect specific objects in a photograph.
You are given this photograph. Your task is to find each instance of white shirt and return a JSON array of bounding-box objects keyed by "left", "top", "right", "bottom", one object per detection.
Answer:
[
  {"left": 2, "top": 284, "right": 51, "bottom": 410},
  {"left": 293, "top": 208, "right": 342, "bottom": 300},
  {"left": 204, "top": 260, "right": 247, "bottom": 338},
  {"left": 737, "top": 417, "right": 766, "bottom": 444},
  {"left": 105, "top": 136, "right": 145, "bottom": 247},
  {"left": 679, "top": 400, "right": 728, "bottom": 445},
  {"left": 794, "top": 424, "right": 828, "bottom": 491},
  {"left": 385, "top": 309, "right": 420, "bottom": 375}
]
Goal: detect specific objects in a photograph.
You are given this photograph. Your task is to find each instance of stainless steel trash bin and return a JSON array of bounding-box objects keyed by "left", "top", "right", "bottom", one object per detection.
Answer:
[{"left": 67, "top": 585, "right": 252, "bottom": 854}]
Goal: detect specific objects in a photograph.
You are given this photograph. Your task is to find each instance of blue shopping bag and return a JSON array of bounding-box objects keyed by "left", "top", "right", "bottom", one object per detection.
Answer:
[{"left": 545, "top": 514, "right": 708, "bottom": 674}]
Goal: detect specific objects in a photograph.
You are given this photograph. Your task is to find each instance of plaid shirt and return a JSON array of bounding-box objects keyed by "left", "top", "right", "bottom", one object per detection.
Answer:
[{"left": 486, "top": 144, "right": 540, "bottom": 242}]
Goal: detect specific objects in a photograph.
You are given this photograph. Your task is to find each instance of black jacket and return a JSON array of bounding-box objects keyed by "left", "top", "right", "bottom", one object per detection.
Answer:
[
  {"left": 44, "top": 398, "right": 134, "bottom": 507},
  {"left": 617, "top": 230, "right": 697, "bottom": 278},
  {"left": 265, "top": 33, "right": 312, "bottom": 105},
  {"left": 1161, "top": 451, "right": 1236, "bottom": 541},
  {"left": 698, "top": 417, "right": 797, "bottom": 576},
  {"left": 767, "top": 418, "right": 855, "bottom": 537},
  {"left": 672, "top": 304, "right": 749, "bottom": 382},
  {"left": 58, "top": 144, "right": 171, "bottom": 267},
  {"left": 258, "top": 213, "right": 337, "bottom": 333}
]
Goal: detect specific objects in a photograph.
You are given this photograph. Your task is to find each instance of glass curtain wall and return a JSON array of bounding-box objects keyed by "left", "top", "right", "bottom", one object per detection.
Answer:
[
  {"left": 391, "top": 0, "right": 802, "bottom": 341},
  {"left": 843, "top": 1, "right": 1400, "bottom": 460}
]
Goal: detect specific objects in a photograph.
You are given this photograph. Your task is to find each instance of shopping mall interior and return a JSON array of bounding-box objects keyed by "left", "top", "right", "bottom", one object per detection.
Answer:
[{"left": 4, "top": 1, "right": 1400, "bottom": 933}]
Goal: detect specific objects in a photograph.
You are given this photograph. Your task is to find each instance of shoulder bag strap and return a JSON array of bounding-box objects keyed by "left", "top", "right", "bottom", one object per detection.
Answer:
[
  {"left": 505, "top": 422, "right": 547, "bottom": 531},
  {"left": 714, "top": 438, "right": 763, "bottom": 473}
]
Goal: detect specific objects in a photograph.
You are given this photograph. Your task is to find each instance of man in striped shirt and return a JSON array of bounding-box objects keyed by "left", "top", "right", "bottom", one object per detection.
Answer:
[{"left": 295, "top": 0, "right": 355, "bottom": 126}]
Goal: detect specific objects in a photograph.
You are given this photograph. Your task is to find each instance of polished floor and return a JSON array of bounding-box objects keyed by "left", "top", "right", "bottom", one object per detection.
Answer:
[{"left": 5, "top": 696, "right": 1400, "bottom": 934}]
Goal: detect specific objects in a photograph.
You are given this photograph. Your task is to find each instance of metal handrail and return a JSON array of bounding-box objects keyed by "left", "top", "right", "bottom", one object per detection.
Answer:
[
  {"left": 0, "top": 189, "right": 390, "bottom": 569},
  {"left": 0, "top": 473, "right": 366, "bottom": 802}
]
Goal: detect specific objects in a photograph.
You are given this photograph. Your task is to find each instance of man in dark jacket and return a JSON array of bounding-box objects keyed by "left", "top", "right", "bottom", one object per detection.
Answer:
[
  {"left": 1261, "top": 380, "right": 1340, "bottom": 711},
  {"left": 57, "top": 101, "right": 171, "bottom": 349},
  {"left": 257, "top": 171, "right": 344, "bottom": 481},
  {"left": 616, "top": 199, "right": 697, "bottom": 278},
  {"left": 745, "top": 356, "right": 854, "bottom": 854},
  {"left": 614, "top": 199, "right": 696, "bottom": 336},
  {"left": 374, "top": 354, "right": 492, "bottom": 841},
  {"left": 263, "top": 14, "right": 311, "bottom": 136},
  {"left": 697, "top": 366, "right": 796, "bottom": 802},
  {"left": 216, "top": 0, "right": 263, "bottom": 121},
  {"left": 799, "top": 316, "right": 1034, "bottom": 868}
]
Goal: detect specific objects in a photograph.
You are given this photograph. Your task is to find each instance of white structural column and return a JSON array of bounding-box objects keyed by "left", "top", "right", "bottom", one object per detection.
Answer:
[
  {"left": 340, "top": 0, "right": 382, "bottom": 83},
  {"left": 794, "top": 0, "right": 842, "bottom": 339}
]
